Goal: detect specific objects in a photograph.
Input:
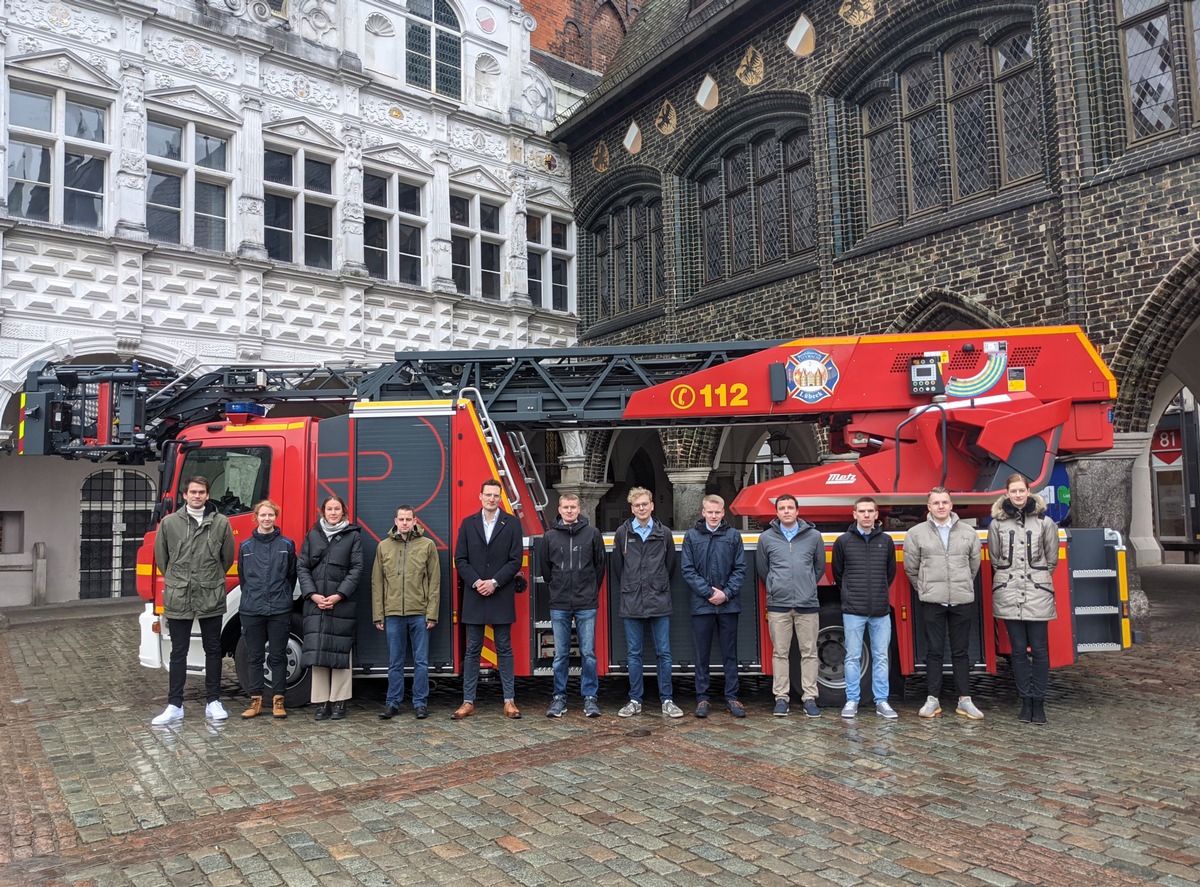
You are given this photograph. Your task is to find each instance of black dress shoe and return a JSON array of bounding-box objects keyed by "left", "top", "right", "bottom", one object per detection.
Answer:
[
  {"left": 314, "top": 702, "right": 330, "bottom": 721},
  {"left": 379, "top": 704, "right": 400, "bottom": 720},
  {"left": 414, "top": 706, "right": 428, "bottom": 719},
  {"left": 331, "top": 700, "right": 347, "bottom": 720}
]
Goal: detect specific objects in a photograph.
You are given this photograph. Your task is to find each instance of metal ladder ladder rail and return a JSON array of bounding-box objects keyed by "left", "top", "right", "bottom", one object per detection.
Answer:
[
  {"left": 459, "top": 386, "right": 523, "bottom": 518},
  {"left": 506, "top": 430, "right": 550, "bottom": 524}
]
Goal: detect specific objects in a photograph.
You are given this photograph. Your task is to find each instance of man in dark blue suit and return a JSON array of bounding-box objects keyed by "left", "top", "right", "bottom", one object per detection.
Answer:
[{"left": 452, "top": 478, "right": 524, "bottom": 719}]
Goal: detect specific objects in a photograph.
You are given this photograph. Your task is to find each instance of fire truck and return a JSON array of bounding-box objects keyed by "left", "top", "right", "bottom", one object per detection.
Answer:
[{"left": 19, "top": 326, "right": 1132, "bottom": 706}]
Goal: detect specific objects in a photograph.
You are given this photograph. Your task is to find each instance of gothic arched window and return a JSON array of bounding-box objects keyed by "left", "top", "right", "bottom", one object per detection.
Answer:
[{"left": 585, "top": 192, "right": 665, "bottom": 325}]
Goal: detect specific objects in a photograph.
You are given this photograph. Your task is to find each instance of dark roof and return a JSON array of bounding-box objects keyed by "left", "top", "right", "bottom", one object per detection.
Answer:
[
  {"left": 531, "top": 49, "right": 602, "bottom": 93},
  {"left": 551, "top": 0, "right": 782, "bottom": 143}
]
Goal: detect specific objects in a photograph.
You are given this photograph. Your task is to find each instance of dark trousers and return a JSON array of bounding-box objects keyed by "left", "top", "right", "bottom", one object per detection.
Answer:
[
  {"left": 167, "top": 615, "right": 223, "bottom": 707},
  {"left": 922, "top": 602, "right": 974, "bottom": 698},
  {"left": 1005, "top": 619, "right": 1049, "bottom": 700},
  {"left": 241, "top": 612, "right": 290, "bottom": 698},
  {"left": 462, "top": 623, "right": 515, "bottom": 702},
  {"left": 692, "top": 613, "right": 739, "bottom": 702}
]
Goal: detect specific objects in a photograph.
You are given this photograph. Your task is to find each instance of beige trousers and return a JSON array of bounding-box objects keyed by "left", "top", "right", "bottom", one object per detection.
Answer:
[
  {"left": 310, "top": 666, "right": 353, "bottom": 703},
  {"left": 767, "top": 610, "right": 819, "bottom": 702}
]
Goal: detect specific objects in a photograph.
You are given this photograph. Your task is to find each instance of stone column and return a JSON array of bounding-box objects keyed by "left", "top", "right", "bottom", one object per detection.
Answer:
[
  {"left": 340, "top": 124, "right": 367, "bottom": 276},
  {"left": 1069, "top": 431, "right": 1152, "bottom": 619},
  {"left": 508, "top": 169, "right": 531, "bottom": 304},
  {"left": 114, "top": 58, "right": 148, "bottom": 241},
  {"left": 430, "top": 149, "right": 457, "bottom": 293},
  {"left": 667, "top": 467, "right": 711, "bottom": 530},
  {"left": 237, "top": 46, "right": 268, "bottom": 259}
]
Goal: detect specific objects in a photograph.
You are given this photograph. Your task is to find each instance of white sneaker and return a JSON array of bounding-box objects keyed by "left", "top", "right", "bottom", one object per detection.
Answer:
[
  {"left": 918, "top": 696, "right": 942, "bottom": 718},
  {"left": 617, "top": 700, "right": 642, "bottom": 718},
  {"left": 875, "top": 701, "right": 899, "bottom": 719},
  {"left": 840, "top": 700, "right": 858, "bottom": 718},
  {"left": 205, "top": 700, "right": 229, "bottom": 721},
  {"left": 151, "top": 704, "right": 184, "bottom": 725},
  {"left": 662, "top": 699, "right": 684, "bottom": 719},
  {"left": 955, "top": 696, "right": 984, "bottom": 720}
]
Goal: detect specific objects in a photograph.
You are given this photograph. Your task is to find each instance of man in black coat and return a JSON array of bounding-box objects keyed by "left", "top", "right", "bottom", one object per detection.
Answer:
[
  {"left": 452, "top": 479, "right": 524, "bottom": 720},
  {"left": 831, "top": 496, "right": 898, "bottom": 720}
]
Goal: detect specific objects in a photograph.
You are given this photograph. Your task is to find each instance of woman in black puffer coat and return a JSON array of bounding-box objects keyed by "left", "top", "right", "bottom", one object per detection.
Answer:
[{"left": 298, "top": 495, "right": 363, "bottom": 722}]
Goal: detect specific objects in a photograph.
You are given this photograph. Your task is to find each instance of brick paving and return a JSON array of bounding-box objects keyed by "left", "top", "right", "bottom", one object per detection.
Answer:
[{"left": 0, "top": 575, "right": 1198, "bottom": 887}]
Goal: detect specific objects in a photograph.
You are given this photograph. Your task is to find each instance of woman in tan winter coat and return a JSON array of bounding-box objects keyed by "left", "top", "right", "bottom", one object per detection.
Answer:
[{"left": 987, "top": 474, "right": 1059, "bottom": 725}]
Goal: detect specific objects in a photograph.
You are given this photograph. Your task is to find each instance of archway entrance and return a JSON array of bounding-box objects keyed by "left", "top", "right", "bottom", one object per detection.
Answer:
[{"left": 79, "top": 469, "right": 156, "bottom": 599}]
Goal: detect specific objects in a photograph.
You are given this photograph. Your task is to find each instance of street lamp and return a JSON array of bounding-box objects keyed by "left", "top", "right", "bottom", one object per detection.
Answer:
[{"left": 767, "top": 430, "right": 789, "bottom": 459}]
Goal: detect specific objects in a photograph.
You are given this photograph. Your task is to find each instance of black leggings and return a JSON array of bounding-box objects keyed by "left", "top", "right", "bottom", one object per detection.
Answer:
[{"left": 1005, "top": 619, "right": 1049, "bottom": 700}]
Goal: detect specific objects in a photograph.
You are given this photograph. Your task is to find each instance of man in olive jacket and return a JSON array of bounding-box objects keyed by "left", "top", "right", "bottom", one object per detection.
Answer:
[
  {"left": 372, "top": 505, "right": 441, "bottom": 720},
  {"left": 904, "top": 487, "right": 983, "bottom": 720},
  {"left": 151, "top": 476, "right": 235, "bottom": 725}
]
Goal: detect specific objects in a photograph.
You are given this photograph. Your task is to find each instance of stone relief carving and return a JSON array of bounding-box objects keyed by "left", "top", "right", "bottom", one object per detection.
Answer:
[
  {"left": 209, "top": 0, "right": 276, "bottom": 25},
  {"left": 17, "top": 36, "right": 43, "bottom": 53},
  {"left": 116, "top": 170, "right": 145, "bottom": 190},
  {"left": 88, "top": 54, "right": 110, "bottom": 74},
  {"left": 9, "top": 0, "right": 119, "bottom": 44},
  {"left": 296, "top": 0, "right": 338, "bottom": 48},
  {"left": 525, "top": 148, "right": 567, "bottom": 177},
  {"left": 238, "top": 196, "right": 263, "bottom": 215},
  {"left": 521, "top": 68, "right": 555, "bottom": 122},
  {"left": 475, "top": 54, "right": 502, "bottom": 112},
  {"left": 361, "top": 99, "right": 431, "bottom": 136},
  {"left": 154, "top": 72, "right": 175, "bottom": 88},
  {"left": 449, "top": 126, "right": 506, "bottom": 160},
  {"left": 262, "top": 67, "right": 339, "bottom": 110},
  {"left": 120, "top": 66, "right": 146, "bottom": 176},
  {"left": 145, "top": 35, "right": 237, "bottom": 80}
]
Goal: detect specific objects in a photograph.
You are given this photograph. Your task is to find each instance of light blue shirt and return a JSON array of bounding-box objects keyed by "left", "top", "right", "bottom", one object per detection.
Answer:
[
  {"left": 632, "top": 518, "right": 654, "bottom": 542},
  {"left": 780, "top": 522, "right": 800, "bottom": 541}
]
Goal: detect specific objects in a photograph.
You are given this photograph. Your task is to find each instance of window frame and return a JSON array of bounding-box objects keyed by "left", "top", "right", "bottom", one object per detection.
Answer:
[
  {"left": 405, "top": 0, "right": 463, "bottom": 101},
  {"left": 450, "top": 191, "right": 506, "bottom": 300},
  {"left": 6, "top": 82, "right": 113, "bottom": 230},
  {"left": 145, "top": 115, "right": 233, "bottom": 252},
  {"left": 362, "top": 168, "right": 427, "bottom": 286},
  {"left": 1115, "top": 0, "right": 1194, "bottom": 145},
  {"left": 263, "top": 144, "right": 338, "bottom": 270},
  {"left": 526, "top": 209, "right": 574, "bottom": 312},
  {"left": 586, "top": 192, "right": 665, "bottom": 325}
]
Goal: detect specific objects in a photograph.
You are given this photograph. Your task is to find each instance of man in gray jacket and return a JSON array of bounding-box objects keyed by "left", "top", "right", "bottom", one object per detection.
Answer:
[
  {"left": 756, "top": 494, "right": 825, "bottom": 718},
  {"left": 152, "top": 476, "right": 235, "bottom": 726},
  {"left": 903, "top": 487, "right": 983, "bottom": 719}
]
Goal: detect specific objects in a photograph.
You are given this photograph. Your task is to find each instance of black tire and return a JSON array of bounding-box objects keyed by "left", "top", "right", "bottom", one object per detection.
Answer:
[
  {"left": 812, "top": 603, "right": 872, "bottom": 707},
  {"left": 233, "top": 614, "right": 311, "bottom": 709}
]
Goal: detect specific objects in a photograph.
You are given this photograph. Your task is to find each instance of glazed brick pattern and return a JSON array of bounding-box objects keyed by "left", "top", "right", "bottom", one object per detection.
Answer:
[{"left": 564, "top": 0, "right": 1200, "bottom": 436}]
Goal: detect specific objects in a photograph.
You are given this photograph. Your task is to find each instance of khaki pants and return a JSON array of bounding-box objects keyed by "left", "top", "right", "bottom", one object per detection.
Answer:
[
  {"left": 310, "top": 666, "right": 353, "bottom": 703},
  {"left": 768, "top": 610, "right": 818, "bottom": 702}
]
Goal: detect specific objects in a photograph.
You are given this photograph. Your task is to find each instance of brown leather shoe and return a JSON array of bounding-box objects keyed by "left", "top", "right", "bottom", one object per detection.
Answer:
[
  {"left": 241, "top": 696, "right": 262, "bottom": 719},
  {"left": 503, "top": 700, "right": 522, "bottom": 719},
  {"left": 451, "top": 701, "right": 475, "bottom": 720},
  {"left": 272, "top": 695, "right": 287, "bottom": 719}
]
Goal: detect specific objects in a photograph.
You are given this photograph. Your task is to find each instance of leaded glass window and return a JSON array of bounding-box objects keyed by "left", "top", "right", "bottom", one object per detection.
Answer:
[
  {"left": 586, "top": 195, "right": 665, "bottom": 324},
  {"left": 407, "top": 0, "right": 461, "bottom": 100}
]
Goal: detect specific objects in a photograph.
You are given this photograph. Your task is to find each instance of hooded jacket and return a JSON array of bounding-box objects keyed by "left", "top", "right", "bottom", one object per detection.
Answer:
[
  {"left": 298, "top": 521, "right": 363, "bottom": 669},
  {"left": 755, "top": 518, "right": 825, "bottom": 610},
  {"left": 237, "top": 528, "right": 297, "bottom": 617},
  {"left": 537, "top": 515, "right": 605, "bottom": 611},
  {"left": 611, "top": 518, "right": 678, "bottom": 619},
  {"left": 681, "top": 518, "right": 746, "bottom": 615},
  {"left": 371, "top": 522, "right": 441, "bottom": 623},
  {"left": 987, "top": 493, "right": 1059, "bottom": 622},
  {"left": 832, "top": 523, "right": 896, "bottom": 618},
  {"left": 903, "top": 512, "right": 981, "bottom": 606},
  {"left": 155, "top": 502, "right": 235, "bottom": 621}
]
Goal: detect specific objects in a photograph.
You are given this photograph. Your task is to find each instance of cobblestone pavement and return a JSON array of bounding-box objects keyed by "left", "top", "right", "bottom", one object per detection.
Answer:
[{"left": 1, "top": 574, "right": 1198, "bottom": 887}]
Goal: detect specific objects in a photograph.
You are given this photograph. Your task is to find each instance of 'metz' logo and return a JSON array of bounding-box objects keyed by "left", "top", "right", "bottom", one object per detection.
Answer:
[{"left": 826, "top": 473, "right": 857, "bottom": 485}]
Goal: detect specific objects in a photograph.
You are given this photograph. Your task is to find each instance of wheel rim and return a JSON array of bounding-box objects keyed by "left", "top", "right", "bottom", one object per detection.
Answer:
[
  {"left": 264, "top": 635, "right": 305, "bottom": 688},
  {"left": 816, "top": 623, "right": 869, "bottom": 691}
]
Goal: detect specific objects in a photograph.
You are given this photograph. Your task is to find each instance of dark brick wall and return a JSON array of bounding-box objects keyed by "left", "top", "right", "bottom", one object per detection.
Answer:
[
  {"left": 525, "top": 0, "right": 637, "bottom": 72},
  {"left": 561, "top": 0, "right": 1200, "bottom": 436}
]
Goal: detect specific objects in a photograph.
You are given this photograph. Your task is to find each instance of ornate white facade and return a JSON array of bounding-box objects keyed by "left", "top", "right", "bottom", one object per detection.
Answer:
[{"left": 0, "top": 0, "right": 578, "bottom": 603}]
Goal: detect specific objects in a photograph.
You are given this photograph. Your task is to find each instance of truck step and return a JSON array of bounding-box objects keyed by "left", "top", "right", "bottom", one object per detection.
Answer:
[
  {"left": 1074, "top": 605, "right": 1120, "bottom": 615},
  {"left": 1071, "top": 569, "right": 1118, "bottom": 578}
]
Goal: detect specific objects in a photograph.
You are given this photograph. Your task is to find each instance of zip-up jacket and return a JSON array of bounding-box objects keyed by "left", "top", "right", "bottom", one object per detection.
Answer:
[
  {"left": 681, "top": 518, "right": 746, "bottom": 615},
  {"left": 755, "top": 518, "right": 825, "bottom": 610},
  {"left": 903, "top": 512, "right": 981, "bottom": 606},
  {"left": 237, "top": 528, "right": 297, "bottom": 617},
  {"left": 155, "top": 502, "right": 235, "bottom": 621},
  {"left": 537, "top": 515, "right": 605, "bottom": 611},
  {"left": 371, "top": 523, "right": 441, "bottom": 623},
  {"left": 610, "top": 519, "right": 678, "bottom": 619},
  {"left": 832, "top": 523, "right": 896, "bottom": 618},
  {"left": 987, "top": 494, "right": 1059, "bottom": 622},
  {"left": 298, "top": 522, "right": 363, "bottom": 670}
]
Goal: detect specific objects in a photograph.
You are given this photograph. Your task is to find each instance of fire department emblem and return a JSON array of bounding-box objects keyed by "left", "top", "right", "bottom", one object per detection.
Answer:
[{"left": 785, "top": 348, "right": 840, "bottom": 404}]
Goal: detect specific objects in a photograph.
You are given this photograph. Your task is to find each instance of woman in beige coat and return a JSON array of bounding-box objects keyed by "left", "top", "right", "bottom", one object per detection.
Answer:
[{"left": 988, "top": 474, "right": 1059, "bottom": 725}]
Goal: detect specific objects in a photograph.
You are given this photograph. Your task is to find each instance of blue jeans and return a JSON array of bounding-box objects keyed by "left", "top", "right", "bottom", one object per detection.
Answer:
[
  {"left": 385, "top": 615, "right": 430, "bottom": 707},
  {"left": 843, "top": 613, "right": 892, "bottom": 704},
  {"left": 624, "top": 616, "right": 673, "bottom": 703},
  {"left": 550, "top": 608, "right": 598, "bottom": 698},
  {"left": 462, "top": 623, "right": 514, "bottom": 702}
]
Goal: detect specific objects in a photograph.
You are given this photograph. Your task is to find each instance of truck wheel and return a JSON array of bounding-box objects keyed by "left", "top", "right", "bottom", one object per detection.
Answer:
[
  {"left": 233, "top": 615, "right": 311, "bottom": 709},
  {"left": 811, "top": 604, "right": 872, "bottom": 707}
]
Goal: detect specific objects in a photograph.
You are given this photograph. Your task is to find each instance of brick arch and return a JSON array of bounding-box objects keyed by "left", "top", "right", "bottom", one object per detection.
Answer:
[
  {"left": 669, "top": 90, "right": 813, "bottom": 177},
  {"left": 1110, "top": 245, "right": 1200, "bottom": 433},
  {"left": 583, "top": 429, "right": 612, "bottom": 482},
  {"left": 886, "top": 288, "right": 1008, "bottom": 334},
  {"left": 575, "top": 164, "right": 663, "bottom": 226},
  {"left": 660, "top": 427, "right": 720, "bottom": 471},
  {"left": 818, "top": 0, "right": 1038, "bottom": 99}
]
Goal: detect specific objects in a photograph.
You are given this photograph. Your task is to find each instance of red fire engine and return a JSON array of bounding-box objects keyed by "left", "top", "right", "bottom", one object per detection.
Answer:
[{"left": 19, "top": 326, "right": 1131, "bottom": 706}]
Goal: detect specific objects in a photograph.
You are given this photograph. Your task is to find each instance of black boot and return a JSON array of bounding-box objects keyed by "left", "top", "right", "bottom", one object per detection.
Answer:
[
  {"left": 331, "top": 700, "right": 347, "bottom": 721},
  {"left": 1018, "top": 698, "right": 1032, "bottom": 722},
  {"left": 314, "top": 702, "right": 330, "bottom": 721},
  {"left": 1031, "top": 699, "right": 1046, "bottom": 725}
]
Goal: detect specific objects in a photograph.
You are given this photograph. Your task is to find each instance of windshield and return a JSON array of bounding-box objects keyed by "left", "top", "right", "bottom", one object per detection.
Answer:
[{"left": 177, "top": 446, "right": 272, "bottom": 517}]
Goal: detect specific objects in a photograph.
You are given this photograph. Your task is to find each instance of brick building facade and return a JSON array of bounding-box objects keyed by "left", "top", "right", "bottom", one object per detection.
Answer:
[{"left": 552, "top": 0, "right": 1200, "bottom": 579}]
